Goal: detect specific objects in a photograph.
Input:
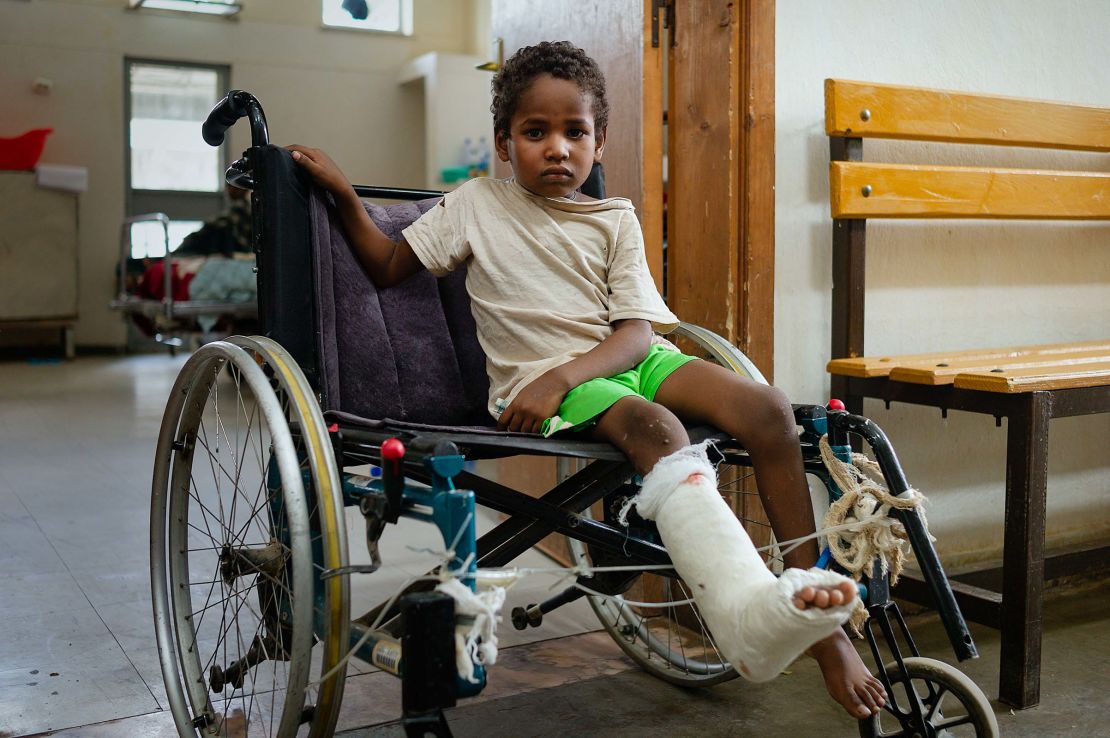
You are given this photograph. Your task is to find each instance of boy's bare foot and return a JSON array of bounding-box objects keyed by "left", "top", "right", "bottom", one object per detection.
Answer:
[
  {"left": 807, "top": 628, "right": 887, "bottom": 720},
  {"left": 791, "top": 583, "right": 886, "bottom": 719}
]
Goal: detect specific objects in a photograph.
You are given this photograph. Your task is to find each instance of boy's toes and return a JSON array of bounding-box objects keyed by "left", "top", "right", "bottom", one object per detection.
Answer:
[
  {"left": 853, "top": 673, "right": 887, "bottom": 718},
  {"left": 792, "top": 586, "right": 816, "bottom": 610},
  {"left": 792, "top": 581, "right": 861, "bottom": 611},
  {"left": 857, "top": 695, "right": 879, "bottom": 719},
  {"left": 864, "top": 674, "right": 887, "bottom": 708},
  {"left": 835, "top": 685, "right": 875, "bottom": 720},
  {"left": 857, "top": 683, "right": 884, "bottom": 717}
]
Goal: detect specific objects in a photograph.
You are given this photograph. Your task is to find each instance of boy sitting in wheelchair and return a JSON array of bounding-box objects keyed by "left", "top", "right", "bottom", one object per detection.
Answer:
[{"left": 289, "top": 40, "right": 886, "bottom": 720}]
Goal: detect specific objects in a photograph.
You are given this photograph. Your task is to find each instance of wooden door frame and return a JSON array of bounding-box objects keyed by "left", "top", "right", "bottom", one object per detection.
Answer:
[
  {"left": 666, "top": 0, "right": 775, "bottom": 380},
  {"left": 737, "top": 0, "right": 775, "bottom": 381}
]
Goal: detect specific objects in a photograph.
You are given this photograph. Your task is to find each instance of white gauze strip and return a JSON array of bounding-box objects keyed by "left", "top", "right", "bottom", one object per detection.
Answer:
[
  {"left": 632, "top": 443, "right": 858, "bottom": 682},
  {"left": 435, "top": 578, "right": 507, "bottom": 684}
]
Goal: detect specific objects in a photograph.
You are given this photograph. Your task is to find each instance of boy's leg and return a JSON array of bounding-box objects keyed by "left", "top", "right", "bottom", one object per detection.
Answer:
[
  {"left": 652, "top": 359, "right": 886, "bottom": 717},
  {"left": 592, "top": 395, "right": 861, "bottom": 685}
]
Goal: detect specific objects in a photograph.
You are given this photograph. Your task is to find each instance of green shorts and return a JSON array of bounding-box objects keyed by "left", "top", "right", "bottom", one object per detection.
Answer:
[{"left": 541, "top": 345, "right": 698, "bottom": 437}]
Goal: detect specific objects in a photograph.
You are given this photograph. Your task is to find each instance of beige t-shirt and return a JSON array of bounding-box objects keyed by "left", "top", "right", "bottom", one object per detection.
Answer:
[{"left": 403, "top": 177, "right": 679, "bottom": 419}]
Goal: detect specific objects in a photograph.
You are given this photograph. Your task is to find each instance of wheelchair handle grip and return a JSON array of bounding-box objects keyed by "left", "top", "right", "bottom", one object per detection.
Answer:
[{"left": 202, "top": 90, "right": 269, "bottom": 148}]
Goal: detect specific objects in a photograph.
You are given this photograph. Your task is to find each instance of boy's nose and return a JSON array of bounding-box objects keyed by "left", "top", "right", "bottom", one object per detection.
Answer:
[{"left": 545, "top": 138, "right": 569, "bottom": 161}]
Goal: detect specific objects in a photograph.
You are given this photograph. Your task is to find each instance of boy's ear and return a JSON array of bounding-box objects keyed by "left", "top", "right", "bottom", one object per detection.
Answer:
[
  {"left": 495, "top": 129, "right": 511, "bottom": 162},
  {"left": 594, "top": 126, "right": 607, "bottom": 162}
]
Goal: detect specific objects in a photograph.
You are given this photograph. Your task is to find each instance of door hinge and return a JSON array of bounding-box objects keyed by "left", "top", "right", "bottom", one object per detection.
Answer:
[{"left": 651, "top": 0, "right": 676, "bottom": 48}]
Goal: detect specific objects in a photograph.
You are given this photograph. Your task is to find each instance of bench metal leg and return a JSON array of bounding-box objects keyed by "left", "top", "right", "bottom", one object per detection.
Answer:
[{"left": 999, "top": 392, "right": 1050, "bottom": 709}]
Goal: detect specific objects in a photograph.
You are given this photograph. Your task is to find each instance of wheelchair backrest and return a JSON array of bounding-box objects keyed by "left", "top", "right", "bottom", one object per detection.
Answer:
[
  {"left": 255, "top": 147, "right": 602, "bottom": 428},
  {"left": 309, "top": 188, "right": 493, "bottom": 426}
]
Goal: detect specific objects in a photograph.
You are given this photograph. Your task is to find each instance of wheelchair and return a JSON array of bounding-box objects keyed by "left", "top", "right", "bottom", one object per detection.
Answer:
[{"left": 149, "top": 91, "right": 998, "bottom": 738}]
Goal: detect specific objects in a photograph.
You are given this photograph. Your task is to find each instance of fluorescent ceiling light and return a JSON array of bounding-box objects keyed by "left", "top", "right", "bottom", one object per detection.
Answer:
[{"left": 128, "top": 0, "right": 242, "bottom": 16}]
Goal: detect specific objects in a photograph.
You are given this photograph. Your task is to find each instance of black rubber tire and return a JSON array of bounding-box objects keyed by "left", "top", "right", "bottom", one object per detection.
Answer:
[{"left": 859, "top": 656, "right": 999, "bottom": 738}]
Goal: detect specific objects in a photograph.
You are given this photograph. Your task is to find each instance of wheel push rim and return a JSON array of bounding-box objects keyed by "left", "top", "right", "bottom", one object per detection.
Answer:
[
  {"left": 152, "top": 342, "right": 314, "bottom": 736},
  {"left": 230, "top": 335, "right": 350, "bottom": 738}
]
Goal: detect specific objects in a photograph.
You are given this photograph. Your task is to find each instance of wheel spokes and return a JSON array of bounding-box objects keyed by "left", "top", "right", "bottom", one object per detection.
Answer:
[{"left": 154, "top": 343, "right": 335, "bottom": 737}]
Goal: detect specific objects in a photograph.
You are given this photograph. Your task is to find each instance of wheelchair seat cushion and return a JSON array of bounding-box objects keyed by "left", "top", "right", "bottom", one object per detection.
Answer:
[
  {"left": 311, "top": 189, "right": 492, "bottom": 426},
  {"left": 323, "top": 408, "right": 733, "bottom": 462}
]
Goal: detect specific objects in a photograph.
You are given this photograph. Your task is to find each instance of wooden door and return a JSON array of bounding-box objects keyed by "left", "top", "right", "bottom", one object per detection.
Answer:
[{"left": 667, "top": 0, "right": 775, "bottom": 373}]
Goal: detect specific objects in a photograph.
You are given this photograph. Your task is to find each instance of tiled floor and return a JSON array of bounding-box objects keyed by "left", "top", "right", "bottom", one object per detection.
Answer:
[
  {"left": 3, "top": 354, "right": 1108, "bottom": 738},
  {"left": 0, "top": 354, "right": 596, "bottom": 737}
]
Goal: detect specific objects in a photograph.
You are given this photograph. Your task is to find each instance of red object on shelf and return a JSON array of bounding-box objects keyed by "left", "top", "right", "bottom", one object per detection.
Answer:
[
  {"left": 381, "top": 438, "right": 405, "bottom": 461},
  {"left": 0, "top": 128, "right": 53, "bottom": 170},
  {"left": 826, "top": 398, "right": 846, "bottom": 411}
]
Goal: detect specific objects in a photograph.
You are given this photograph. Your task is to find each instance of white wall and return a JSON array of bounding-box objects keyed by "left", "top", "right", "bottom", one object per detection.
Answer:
[
  {"left": 0, "top": 0, "right": 484, "bottom": 346},
  {"left": 776, "top": 1, "right": 1110, "bottom": 567}
]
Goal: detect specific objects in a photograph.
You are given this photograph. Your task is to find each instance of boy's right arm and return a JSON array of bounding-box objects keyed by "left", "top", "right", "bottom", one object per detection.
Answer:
[{"left": 288, "top": 145, "right": 425, "bottom": 288}]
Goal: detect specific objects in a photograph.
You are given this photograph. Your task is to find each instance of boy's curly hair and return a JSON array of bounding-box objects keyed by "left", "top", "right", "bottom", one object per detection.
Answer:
[{"left": 491, "top": 41, "right": 609, "bottom": 137}]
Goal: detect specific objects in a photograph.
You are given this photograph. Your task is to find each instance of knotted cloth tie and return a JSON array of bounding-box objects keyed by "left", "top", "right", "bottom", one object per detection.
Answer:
[{"left": 818, "top": 434, "right": 930, "bottom": 632}]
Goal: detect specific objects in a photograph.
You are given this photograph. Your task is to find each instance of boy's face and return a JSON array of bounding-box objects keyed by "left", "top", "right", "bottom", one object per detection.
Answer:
[{"left": 495, "top": 74, "right": 606, "bottom": 199}]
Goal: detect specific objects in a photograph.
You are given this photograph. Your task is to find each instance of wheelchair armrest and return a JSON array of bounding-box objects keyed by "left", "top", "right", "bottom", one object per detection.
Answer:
[{"left": 669, "top": 322, "right": 769, "bottom": 385}]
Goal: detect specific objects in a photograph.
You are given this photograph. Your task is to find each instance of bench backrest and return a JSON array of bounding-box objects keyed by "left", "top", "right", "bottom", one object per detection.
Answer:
[
  {"left": 826, "top": 79, "right": 1110, "bottom": 220},
  {"left": 825, "top": 80, "right": 1110, "bottom": 387}
]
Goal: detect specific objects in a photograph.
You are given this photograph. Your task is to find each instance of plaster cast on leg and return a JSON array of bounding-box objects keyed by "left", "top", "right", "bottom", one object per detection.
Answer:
[{"left": 632, "top": 443, "right": 858, "bottom": 682}]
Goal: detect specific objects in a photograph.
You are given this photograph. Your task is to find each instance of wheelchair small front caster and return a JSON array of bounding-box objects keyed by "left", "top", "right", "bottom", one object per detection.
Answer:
[{"left": 859, "top": 657, "right": 999, "bottom": 738}]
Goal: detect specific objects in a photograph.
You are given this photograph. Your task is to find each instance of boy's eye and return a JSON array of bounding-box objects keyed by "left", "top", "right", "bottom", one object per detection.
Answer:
[
  {"left": 523, "top": 129, "right": 543, "bottom": 139},
  {"left": 567, "top": 129, "right": 586, "bottom": 139}
]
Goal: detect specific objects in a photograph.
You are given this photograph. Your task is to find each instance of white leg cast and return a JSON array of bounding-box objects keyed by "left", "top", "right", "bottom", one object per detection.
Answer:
[{"left": 633, "top": 443, "right": 858, "bottom": 683}]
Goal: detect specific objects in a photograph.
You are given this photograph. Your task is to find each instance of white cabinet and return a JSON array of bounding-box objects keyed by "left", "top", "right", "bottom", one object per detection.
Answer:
[{"left": 0, "top": 172, "right": 79, "bottom": 356}]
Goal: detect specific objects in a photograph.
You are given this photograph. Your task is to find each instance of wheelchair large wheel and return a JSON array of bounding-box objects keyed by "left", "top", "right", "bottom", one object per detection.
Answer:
[
  {"left": 151, "top": 338, "right": 349, "bottom": 737},
  {"left": 567, "top": 323, "right": 781, "bottom": 687},
  {"left": 859, "top": 657, "right": 999, "bottom": 738}
]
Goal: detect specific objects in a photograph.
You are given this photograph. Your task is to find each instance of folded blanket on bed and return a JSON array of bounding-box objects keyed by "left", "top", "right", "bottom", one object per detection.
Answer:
[{"left": 188, "top": 257, "right": 257, "bottom": 303}]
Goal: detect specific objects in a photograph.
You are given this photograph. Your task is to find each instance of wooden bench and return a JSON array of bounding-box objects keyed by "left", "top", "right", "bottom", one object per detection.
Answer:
[{"left": 823, "top": 79, "right": 1110, "bottom": 709}]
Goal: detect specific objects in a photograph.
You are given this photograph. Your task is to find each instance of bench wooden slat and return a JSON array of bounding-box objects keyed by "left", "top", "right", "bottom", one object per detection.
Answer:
[
  {"left": 827, "top": 340, "right": 1110, "bottom": 378},
  {"left": 824, "top": 79, "right": 1110, "bottom": 151},
  {"left": 889, "top": 348, "right": 1110, "bottom": 386},
  {"left": 954, "top": 361, "right": 1110, "bottom": 393},
  {"left": 830, "top": 162, "right": 1110, "bottom": 219}
]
